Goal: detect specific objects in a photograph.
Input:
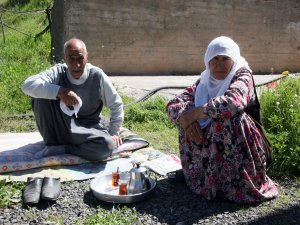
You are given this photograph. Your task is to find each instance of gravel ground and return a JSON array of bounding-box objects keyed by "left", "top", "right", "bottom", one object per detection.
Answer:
[{"left": 0, "top": 175, "right": 299, "bottom": 225}]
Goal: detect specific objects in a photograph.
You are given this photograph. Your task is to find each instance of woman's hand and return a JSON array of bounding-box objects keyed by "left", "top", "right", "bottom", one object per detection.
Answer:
[
  {"left": 186, "top": 122, "right": 204, "bottom": 144},
  {"left": 178, "top": 107, "right": 207, "bottom": 130},
  {"left": 178, "top": 111, "right": 194, "bottom": 130}
]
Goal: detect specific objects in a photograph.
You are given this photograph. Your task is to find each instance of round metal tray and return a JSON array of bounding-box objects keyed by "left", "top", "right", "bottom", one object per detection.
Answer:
[{"left": 90, "top": 173, "right": 156, "bottom": 203}]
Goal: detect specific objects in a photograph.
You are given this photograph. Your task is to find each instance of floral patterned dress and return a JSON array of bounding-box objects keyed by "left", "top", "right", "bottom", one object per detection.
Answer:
[{"left": 166, "top": 69, "right": 279, "bottom": 203}]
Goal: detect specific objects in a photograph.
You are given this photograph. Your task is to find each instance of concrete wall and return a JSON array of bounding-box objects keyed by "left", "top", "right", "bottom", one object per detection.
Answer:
[{"left": 51, "top": 0, "right": 300, "bottom": 75}]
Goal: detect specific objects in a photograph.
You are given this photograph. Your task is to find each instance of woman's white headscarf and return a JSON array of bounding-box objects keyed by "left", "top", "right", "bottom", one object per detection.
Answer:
[{"left": 195, "top": 36, "right": 251, "bottom": 128}]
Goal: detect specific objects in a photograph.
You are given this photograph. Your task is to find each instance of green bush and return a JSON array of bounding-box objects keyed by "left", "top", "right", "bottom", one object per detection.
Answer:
[
  {"left": 260, "top": 76, "right": 300, "bottom": 177},
  {"left": 3, "top": 0, "right": 51, "bottom": 10},
  {"left": 0, "top": 0, "right": 52, "bottom": 116}
]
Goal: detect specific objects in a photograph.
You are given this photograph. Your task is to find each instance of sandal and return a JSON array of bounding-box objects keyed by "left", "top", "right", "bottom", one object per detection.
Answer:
[
  {"left": 23, "top": 177, "right": 43, "bottom": 205},
  {"left": 167, "top": 169, "right": 186, "bottom": 183},
  {"left": 40, "top": 177, "right": 61, "bottom": 201}
]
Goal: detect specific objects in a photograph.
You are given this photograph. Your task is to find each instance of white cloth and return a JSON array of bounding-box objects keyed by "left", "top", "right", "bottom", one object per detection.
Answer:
[
  {"left": 66, "top": 66, "right": 88, "bottom": 85},
  {"left": 60, "top": 95, "right": 82, "bottom": 118},
  {"left": 195, "top": 36, "right": 252, "bottom": 128}
]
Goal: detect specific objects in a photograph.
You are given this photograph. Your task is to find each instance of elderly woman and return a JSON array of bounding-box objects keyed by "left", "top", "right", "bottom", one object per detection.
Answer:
[{"left": 166, "top": 36, "right": 278, "bottom": 203}]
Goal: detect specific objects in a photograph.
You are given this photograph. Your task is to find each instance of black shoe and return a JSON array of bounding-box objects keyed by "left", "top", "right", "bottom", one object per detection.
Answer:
[
  {"left": 23, "top": 177, "right": 43, "bottom": 205},
  {"left": 40, "top": 177, "right": 61, "bottom": 201},
  {"left": 167, "top": 169, "right": 186, "bottom": 184}
]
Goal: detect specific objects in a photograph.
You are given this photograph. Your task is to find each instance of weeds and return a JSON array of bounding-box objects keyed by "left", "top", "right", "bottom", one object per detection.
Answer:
[
  {"left": 260, "top": 76, "right": 300, "bottom": 177},
  {"left": 124, "top": 96, "right": 178, "bottom": 154},
  {"left": 0, "top": 179, "right": 25, "bottom": 208},
  {"left": 0, "top": 0, "right": 53, "bottom": 115},
  {"left": 0, "top": 115, "right": 36, "bottom": 132},
  {"left": 80, "top": 206, "right": 138, "bottom": 225}
]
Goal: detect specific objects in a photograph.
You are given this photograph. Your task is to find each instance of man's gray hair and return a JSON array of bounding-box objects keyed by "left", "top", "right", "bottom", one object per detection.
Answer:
[{"left": 64, "top": 38, "right": 87, "bottom": 54}]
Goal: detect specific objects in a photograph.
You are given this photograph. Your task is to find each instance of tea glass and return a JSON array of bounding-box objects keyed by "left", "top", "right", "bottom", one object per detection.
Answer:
[
  {"left": 111, "top": 172, "right": 120, "bottom": 187},
  {"left": 118, "top": 178, "right": 129, "bottom": 195}
]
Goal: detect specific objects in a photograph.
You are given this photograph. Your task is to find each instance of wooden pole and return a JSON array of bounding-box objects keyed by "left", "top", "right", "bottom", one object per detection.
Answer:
[{"left": 0, "top": 14, "right": 5, "bottom": 46}]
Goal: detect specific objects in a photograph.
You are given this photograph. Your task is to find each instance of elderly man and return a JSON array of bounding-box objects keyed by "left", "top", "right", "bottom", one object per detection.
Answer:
[{"left": 22, "top": 38, "right": 124, "bottom": 161}]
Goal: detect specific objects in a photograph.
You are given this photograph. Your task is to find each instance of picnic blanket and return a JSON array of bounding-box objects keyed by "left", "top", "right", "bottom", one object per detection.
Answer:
[{"left": 0, "top": 130, "right": 182, "bottom": 182}]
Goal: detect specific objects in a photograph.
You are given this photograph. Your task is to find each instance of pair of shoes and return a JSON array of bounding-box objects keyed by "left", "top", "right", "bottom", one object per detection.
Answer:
[
  {"left": 23, "top": 177, "right": 61, "bottom": 205},
  {"left": 167, "top": 169, "right": 186, "bottom": 184}
]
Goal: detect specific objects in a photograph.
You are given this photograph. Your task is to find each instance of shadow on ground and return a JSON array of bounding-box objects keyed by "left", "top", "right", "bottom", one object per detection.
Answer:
[
  {"left": 246, "top": 205, "right": 300, "bottom": 225},
  {"left": 83, "top": 178, "right": 257, "bottom": 224}
]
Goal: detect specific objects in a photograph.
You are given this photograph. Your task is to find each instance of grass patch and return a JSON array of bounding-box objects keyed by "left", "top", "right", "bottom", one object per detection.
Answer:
[
  {"left": 0, "top": 115, "right": 36, "bottom": 132},
  {"left": 79, "top": 206, "right": 138, "bottom": 225},
  {"left": 260, "top": 76, "right": 300, "bottom": 177},
  {"left": 295, "top": 189, "right": 300, "bottom": 198},
  {"left": 0, "top": 179, "right": 25, "bottom": 208},
  {"left": 0, "top": 0, "right": 53, "bottom": 115},
  {"left": 124, "top": 96, "right": 178, "bottom": 154}
]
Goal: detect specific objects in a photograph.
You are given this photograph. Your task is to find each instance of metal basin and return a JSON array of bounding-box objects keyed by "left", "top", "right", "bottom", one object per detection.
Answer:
[{"left": 90, "top": 172, "right": 156, "bottom": 203}]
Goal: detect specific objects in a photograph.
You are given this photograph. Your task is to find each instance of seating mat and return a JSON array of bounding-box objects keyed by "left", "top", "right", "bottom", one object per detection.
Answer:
[
  {"left": 0, "top": 129, "right": 182, "bottom": 182},
  {"left": 0, "top": 127, "right": 148, "bottom": 174}
]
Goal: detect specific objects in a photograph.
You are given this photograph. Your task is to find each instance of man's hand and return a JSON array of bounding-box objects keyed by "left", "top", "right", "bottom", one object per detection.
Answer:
[
  {"left": 57, "top": 87, "right": 80, "bottom": 106},
  {"left": 186, "top": 122, "right": 204, "bottom": 144},
  {"left": 112, "top": 135, "right": 122, "bottom": 148}
]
